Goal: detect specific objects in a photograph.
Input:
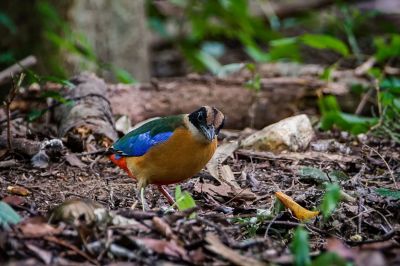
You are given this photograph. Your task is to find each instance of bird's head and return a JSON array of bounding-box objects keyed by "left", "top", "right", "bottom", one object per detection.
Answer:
[{"left": 188, "top": 106, "right": 225, "bottom": 142}]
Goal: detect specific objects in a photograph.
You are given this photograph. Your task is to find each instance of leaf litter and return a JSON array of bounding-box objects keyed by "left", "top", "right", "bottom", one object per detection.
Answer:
[{"left": 0, "top": 128, "right": 399, "bottom": 265}]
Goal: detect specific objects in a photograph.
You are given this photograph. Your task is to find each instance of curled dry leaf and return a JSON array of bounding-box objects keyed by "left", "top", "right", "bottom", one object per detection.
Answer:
[
  {"left": 205, "top": 233, "right": 266, "bottom": 266},
  {"left": 275, "top": 191, "right": 319, "bottom": 221},
  {"left": 133, "top": 238, "right": 188, "bottom": 261},
  {"left": 2, "top": 195, "right": 26, "bottom": 206},
  {"left": 194, "top": 165, "right": 257, "bottom": 202},
  {"left": 207, "top": 141, "right": 239, "bottom": 183},
  {"left": 65, "top": 153, "right": 87, "bottom": 168},
  {"left": 7, "top": 185, "right": 31, "bottom": 196},
  {"left": 25, "top": 243, "right": 53, "bottom": 265},
  {"left": 152, "top": 216, "right": 177, "bottom": 241},
  {"left": 18, "top": 221, "right": 62, "bottom": 238}
]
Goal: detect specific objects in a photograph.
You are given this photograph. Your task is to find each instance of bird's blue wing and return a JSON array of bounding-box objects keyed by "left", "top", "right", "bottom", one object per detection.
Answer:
[
  {"left": 111, "top": 117, "right": 182, "bottom": 157},
  {"left": 112, "top": 130, "right": 173, "bottom": 157}
]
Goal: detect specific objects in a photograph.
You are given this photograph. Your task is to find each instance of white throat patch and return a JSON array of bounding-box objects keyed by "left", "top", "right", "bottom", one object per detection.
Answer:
[{"left": 183, "top": 115, "right": 209, "bottom": 143}]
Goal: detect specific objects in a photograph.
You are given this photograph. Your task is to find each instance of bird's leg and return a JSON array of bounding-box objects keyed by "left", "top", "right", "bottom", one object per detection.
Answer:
[
  {"left": 136, "top": 179, "right": 149, "bottom": 211},
  {"left": 140, "top": 187, "right": 148, "bottom": 211},
  {"left": 157, "top": 185, "right": 175, "bottom": 205}
]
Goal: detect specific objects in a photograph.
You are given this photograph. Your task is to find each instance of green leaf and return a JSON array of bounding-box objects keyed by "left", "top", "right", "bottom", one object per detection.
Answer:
[
  {"left": 312, "top": 252, "right": 350, "bottom": 266},
  {"left": 318, "top": 95, "right": 341, "bottom": 115},
  {"left": 0, "top": 201, "right": 22, "bottom": 229},
  {"left": 375, "top": 188, "right": 400, "bottom": 200},
  {"left": 27, "top": 109, "right": 47, "bottom": 122},
  {"left": 374, "top": 34, "right": 400, "bottom": 62},
  {"left": 0, "top": 51, "right": 15, "bottom": 64},
  {"left": 298, "top": 167, "right": 331, "bottom": 182},
  {"left": 245, "top": 74, "right": 261, "bottom": 91},
  {"left": 41, "top": 91, "right": 72, "bottom": 104},
  {"left": 320, "top": 183, "right": 341, "bottom": 220},
  {"left": 301, "top": 34, "right": 349, "bottom": 56},
  {"left": 114, "top": 68, "right": 138, "bottom": 84},
  {"left": 175, "top": 186, "right": 196, "bottom": 217},
  {"left": 320, "top": 65, "right": 336, "bottom": 81},
  {"left": 291, "top": 226, "right": 311, "bottom": 266},
  {"left": 195, "top": 50, "right": 222, "bottom": 75},
  {"left": 40, "top": 76, "right": 75, "bottom": 88},
  {"left": 245, "top": 44, "right": 271, "bottom": 62},
  {"left": 273, "top": 197, "right": 285, "bottom": 215},
  {"left": 318, "top": 96, "right": 378, "bottom": 134},
  {"left": 0, "top": 12, "right": 17, "bottom": 34},
  {"left": 328, "top": 170, "right": 349, "bottom": 181},
  {"left": 380, "top": 77, "right": 400, "bottom": 94}
]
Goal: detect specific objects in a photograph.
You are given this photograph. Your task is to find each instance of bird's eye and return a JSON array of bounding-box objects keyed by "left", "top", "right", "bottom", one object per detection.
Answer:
[{"left": 197, "top": 113, "right": 204, "bottom": 122}]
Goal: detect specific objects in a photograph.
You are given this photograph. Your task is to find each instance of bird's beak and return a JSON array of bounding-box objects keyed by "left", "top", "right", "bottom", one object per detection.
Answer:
[{"left": 200, "top": 124, "right": 215, "bottom": 141}]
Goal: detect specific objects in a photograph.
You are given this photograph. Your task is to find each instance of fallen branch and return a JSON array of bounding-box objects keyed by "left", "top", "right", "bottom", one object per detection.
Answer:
[
  {"left": 53, "top": 73, "right": 118, "bottom": 151},
  {"left": 0, "top": 55, "right": 37, "bottom": 85},
  {"left": 108, "top": 71, "right": 362, "bottom": 129},
  {"left": 0, "top": 134, "right": 41, "bottom": 156},
  {"left": 236, "top": 149, "right": 361, "bottom": 163}
]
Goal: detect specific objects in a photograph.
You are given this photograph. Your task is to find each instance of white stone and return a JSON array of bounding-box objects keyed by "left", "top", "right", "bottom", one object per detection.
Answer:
[{"left": 241, "top": 114, "right": 314, "bottom": 152}]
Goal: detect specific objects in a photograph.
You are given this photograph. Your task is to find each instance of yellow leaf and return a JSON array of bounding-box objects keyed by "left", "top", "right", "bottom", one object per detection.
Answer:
[
  {"left": 275, "top": 191, "right": 319, "bottom": 221},
  {"left": 7, "top": 186, "right": 31, "bottom": 196}
]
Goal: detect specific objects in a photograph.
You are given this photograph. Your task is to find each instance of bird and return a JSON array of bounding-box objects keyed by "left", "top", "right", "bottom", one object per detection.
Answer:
[{"left": 109, "top": 106, "right": 225, "bottom": 209}]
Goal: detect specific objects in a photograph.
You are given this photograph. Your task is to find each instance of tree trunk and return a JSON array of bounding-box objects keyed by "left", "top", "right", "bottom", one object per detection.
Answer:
[{"left": 67, "top": 0, "right": 150, "bottom": 82}]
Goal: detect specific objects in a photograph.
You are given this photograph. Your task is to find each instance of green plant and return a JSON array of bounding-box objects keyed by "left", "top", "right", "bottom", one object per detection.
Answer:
[
  {"left": 290, "top": 226, "right": 350, "bottom": 266},
  {"left": 174, "top": 185, "right": 196, "bottom": 217},
  {"left": 230, "top": 209, "right": 271, "bottom": 238},
  {"left": 319, "top": 95, "right": 378, "bottom": 134},
  {"left": 291, "top": 226, "right": 311, "bottom": 266},
  {"left": 375, "top": 188, "right": 400, "bottom": 200},
  {"left": 320, "top": 183, "right": 341, "bottom": 221}
]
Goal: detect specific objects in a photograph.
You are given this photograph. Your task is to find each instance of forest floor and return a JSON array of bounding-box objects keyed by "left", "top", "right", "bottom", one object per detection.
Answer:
[{"left": 0, "top": 125, "right": 399, "bottom": 265}]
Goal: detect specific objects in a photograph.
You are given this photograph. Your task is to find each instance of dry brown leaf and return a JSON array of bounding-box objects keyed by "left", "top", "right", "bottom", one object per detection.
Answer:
[
  {"left": 194, "top": 179, "right": 256, "bottom": 202},
  {"left": 205, "top": 233, "right": 266, "bottom": 266},
  {"left": 275, "top": 191, "right": 319, "bottom": 221},
  {"left": 207, "top": 141, "right": 239, "bottom": 183},
  {"left": 152, "top": 216, "right": 177, "bottom": 241},
  {"left": 19, "top": 222, "right": 62, "bottom": 238},
  {"left": 25, "top": 243, "right": 53, "bottom": 265},
  {"left": 65, "top": 153, "right": 87, "bottom": 168},
  {"left": 2, "top": 195, "right": 26, "bottom": 206},
  {"left": 134, "top": 238, "right": 188, "bottom": 260},
  {"left": 7, "top": 185, "right": 31, "bottom": 196}
]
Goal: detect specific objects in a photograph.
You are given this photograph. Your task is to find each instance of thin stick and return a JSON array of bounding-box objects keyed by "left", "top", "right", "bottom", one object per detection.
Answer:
[
  {"left": 4, "top": 74, "right": 25, "bottom": 151},
  {"left": 364, "top": 144, "right": 398, "bottom": 189},
  {"left": 0, "top": 55, "right": 36, "bottom": 85}
]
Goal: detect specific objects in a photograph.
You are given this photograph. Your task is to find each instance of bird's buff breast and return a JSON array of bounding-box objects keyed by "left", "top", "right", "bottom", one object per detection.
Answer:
[{"left": 126, "top": 128, "right": 217, "bottom": 185}]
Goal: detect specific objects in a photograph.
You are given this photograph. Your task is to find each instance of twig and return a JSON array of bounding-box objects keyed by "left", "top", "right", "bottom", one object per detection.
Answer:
[
  {"left": 357, "top": 196, "right": 363, "bottom": 235},
  {"left": 363, "top": 144, "right": 398, "bottom": 189},
  {"left": 264, "top": 214, "right": 280, "bottom": 238},
  {"left": 0, "top": 55, "right": 36, "bottom": 85},
  {"left": 355, "top": 88, "right": 373, "bottom": 115},
  {"left": 4, "top": 74, "right": 25, "bottom": 151},
  {"left": 75, "top": 148, "right": 107, "bottom": 156},
  {"left": 0, "top": 159, "right": 17, "bottom": 168},
  {"left": 345, "top": 230, "right": 395, "bottom": 246},
  {"left": 44, "top": 236, "right": 99, "bottom": 265}
]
